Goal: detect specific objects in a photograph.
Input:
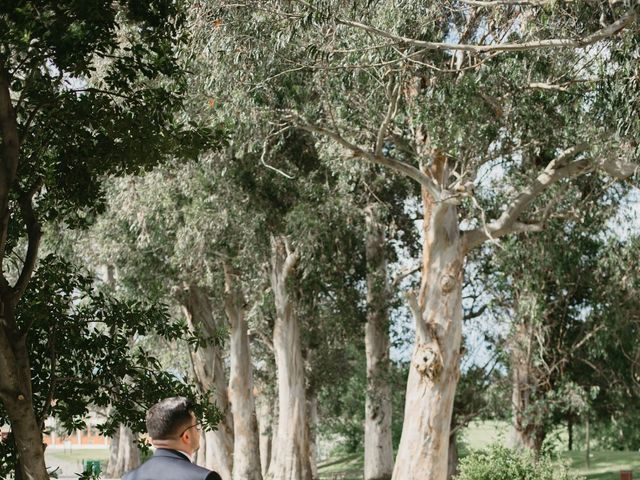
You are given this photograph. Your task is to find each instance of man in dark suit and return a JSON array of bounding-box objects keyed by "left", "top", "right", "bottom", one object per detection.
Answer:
[{"left": 122, "top": 397, "right": 223, "bottom": 480}]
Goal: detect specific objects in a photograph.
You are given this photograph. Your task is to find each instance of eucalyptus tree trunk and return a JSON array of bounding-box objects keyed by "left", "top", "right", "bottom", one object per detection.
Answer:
[
  {"left": 267, "top": 236, "right": 312, "bottom": 480},
  {"left": 105, "top": 265, "right": 141, "bottom": 478},
  {"left": 364, "top": 204, "right": 394, "bottom": 480},
  {"left": 181, "top": 284, "right": 233, "bottom": 479},
  {"left": 509, "top": 320, "right": 546, "bottom": 455},
  {"left": 107, "top": 424, "right": 141, "bottom": 477},
  {"left": 255, "top": 388, "right": 274, "bottom": 477},
  {"left": 392, "top": 182, "right": 464, "bottom": 480},
  {"left": 223, "top": 265, "right": 263, "bottom": 480}
]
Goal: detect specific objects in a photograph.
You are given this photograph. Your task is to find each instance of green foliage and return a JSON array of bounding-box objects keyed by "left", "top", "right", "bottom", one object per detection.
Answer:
[
  {"left": 0, "top": 256, "right": 222, "bottom": 478},
  {"left": 1, "top": 0, "right": 222, "bottom": 231},
  {"left": 454, "top": 445, "right": 583, "bottom": 480},
  {"left": 317, "top": 348, "right": 408, "bottom": 455}
]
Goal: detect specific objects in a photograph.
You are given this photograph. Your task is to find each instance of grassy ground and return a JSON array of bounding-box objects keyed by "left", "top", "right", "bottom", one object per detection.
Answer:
[
  {"left": 317, "top": 421, "right": 640, "bottom": 480},
  {"left": 562, "top": 450, "right": 640, "bottom": 480},
  {"left": 45, "top": 427, "right": 640, "bottom": 480},
  {"left": 47, "top": 449, "right": 110, "bottom": 476},
  {"left": 49, "top": 449, "right": 110, "bottom": 463}
]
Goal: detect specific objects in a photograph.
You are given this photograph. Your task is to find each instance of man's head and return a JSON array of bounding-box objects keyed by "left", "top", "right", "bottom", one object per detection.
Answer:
[{"left": 146, "top": 397, "right": 201, "bottom": 455}]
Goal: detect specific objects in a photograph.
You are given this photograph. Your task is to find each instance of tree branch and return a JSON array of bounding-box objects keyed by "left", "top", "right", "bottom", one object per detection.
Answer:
[
  {"left": 404, "top": 290, "right": 429, "bottom": 341},
  {"left": 338, "top": 6, "right": 637, "bottom": 54},
  {"left": 391, "top": 262, "right": 421, "bottom": 288},
  {"left": 375, "top": 78, "right": 401, "bottom": 157},
  {"left": 13, "top": 179, "right": 43, "bottom": 307},
  {"left": 463, "top": 143, "right": 591, "bottom": 251},
  {"left": 298, "top": 120, "right": 441, "bottom": 199}
]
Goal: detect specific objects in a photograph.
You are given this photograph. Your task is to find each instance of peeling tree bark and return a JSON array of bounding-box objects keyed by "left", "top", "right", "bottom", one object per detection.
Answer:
[
  {"left": 224, "top": 265, "right": 263, "bottom": 480},
  {"left": 364, "top": 204, "right": 394, "bottom": 480},
  {"left": 181, "top": 284, "right": 234, "bottom": 479},
  {"left": 267, "top": 236, "right": 312, "bottom": 480},
  {"left": 392, "top": 167, "right": 464, "bottom": 480}
]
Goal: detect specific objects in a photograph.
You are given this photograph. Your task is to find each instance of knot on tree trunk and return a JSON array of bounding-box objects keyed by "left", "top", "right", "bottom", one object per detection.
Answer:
[
  {"left": 440, "top": 273, "right": 456, "bottom": 293},
  {"left": 413, "top": 342, "right": 442, "bottom": 381}
]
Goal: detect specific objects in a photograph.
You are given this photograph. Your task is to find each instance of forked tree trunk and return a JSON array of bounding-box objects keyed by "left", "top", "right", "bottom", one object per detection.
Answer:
[
  {"left": 267, "top": 236, "right": 312, "bottom": 480},
  {"left": 224, "top": 265, "right": 263, "bottom": 480},
  {"left": 0, "top": 323, "right": 48, "bottom": 480},
  {"left": 392, "top": 182, "right": 464, "bottom": 480},
  {"left": 364, "top": 204, "right": 394, "bottom": 480},
  {"left": 255, "top": 388, "right": 274, "bottom": 477},
  {"left": 181, "top": 284, "right": 233, "bottom": 479},
  {"left": 107, "top": 424, "right": 140, "bottom": 477}
]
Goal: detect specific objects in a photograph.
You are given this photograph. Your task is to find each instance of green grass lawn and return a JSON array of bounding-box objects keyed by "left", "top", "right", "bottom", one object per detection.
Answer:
[
  {"left": 49, "top": 449, "right": 110, "bottom": 463},
  {"left": 46, "top": 428, "right": 640, "bottom": 480},
  {"left": 561, "top": 450, "right": 640, "bottom": 480},
  {"left": 317, "top": 421, "right": 640, "bottom": 479},
  {"left": 48, "top": 448, "right": 110, "bottom": 474}
]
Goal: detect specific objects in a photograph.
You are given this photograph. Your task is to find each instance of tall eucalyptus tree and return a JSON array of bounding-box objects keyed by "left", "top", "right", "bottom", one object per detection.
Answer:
[{"left": 193, "top": 2, "right": 639, "bottom": 478}]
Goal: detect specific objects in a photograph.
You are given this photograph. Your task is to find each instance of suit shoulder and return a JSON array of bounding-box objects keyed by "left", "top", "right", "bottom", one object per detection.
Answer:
[
  {"left": 204, "top": 471, "right": 223, "bottom": 480},
  {"left": 185, "top": 462, "right": 221, "bottom": 480}
]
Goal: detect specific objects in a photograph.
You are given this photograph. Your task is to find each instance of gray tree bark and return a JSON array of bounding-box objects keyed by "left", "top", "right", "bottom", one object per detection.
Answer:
[
  {"left": 364, "top": 204, "right": 394, "bottom": 480},
  {"left": 181, "top": 284, "right": 234, "bottom": 479},
  {"left": 267, "top": 236, "right": 312, "bottom": 480}
]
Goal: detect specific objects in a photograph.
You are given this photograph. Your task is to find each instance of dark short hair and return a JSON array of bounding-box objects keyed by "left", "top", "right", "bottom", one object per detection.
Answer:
[{"left": 146, "top": 397, "right": 195, "bottom": 440}]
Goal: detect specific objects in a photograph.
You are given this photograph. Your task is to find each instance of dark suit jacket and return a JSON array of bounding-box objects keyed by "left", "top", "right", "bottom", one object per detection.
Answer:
[{"left": 122, "top": 448, "right": 223, "bottom": 480}]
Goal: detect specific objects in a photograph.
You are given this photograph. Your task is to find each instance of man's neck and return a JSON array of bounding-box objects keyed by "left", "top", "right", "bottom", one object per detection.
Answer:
[{"left": 152, "top": 440, "right": 193, "bottom": 460}]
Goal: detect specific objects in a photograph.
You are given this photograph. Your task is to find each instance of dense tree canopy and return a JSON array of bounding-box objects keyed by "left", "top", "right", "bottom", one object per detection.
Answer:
[{"left": 0, "top": 2, "right": 222, "bottom": 479}]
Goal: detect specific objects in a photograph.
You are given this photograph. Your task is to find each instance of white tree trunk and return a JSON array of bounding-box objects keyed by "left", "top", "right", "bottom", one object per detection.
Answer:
[
  {"left": 181, "top": 284, "right": 233, "bottom": 479},
  {"left": 364, "top": 204, "right": 394, "bottom": 480},
  {"left": 392, "top": 187, "right": 464, "bottom": 480},
  {"left": 224, "top": 265, "right": 263, "bottom": 480},
  {"left": 107, "top": 424, "right": 140, "bottom": 477},
  {"left": 255, "top": 388, "right": 274, "bottom": 477},
  {"left": 267, "top": 236, "right": 312, "bottom": 480}
]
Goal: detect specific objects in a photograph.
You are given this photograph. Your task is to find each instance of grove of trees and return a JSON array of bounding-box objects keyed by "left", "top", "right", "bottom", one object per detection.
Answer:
[{"left": 1, "top": 2, "right": 638, "bottom": 480}]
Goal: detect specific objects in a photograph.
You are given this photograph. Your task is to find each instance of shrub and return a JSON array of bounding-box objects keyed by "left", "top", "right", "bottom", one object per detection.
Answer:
[{"left": 454, "top": 445, "right": 583, "bottom": 480}]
